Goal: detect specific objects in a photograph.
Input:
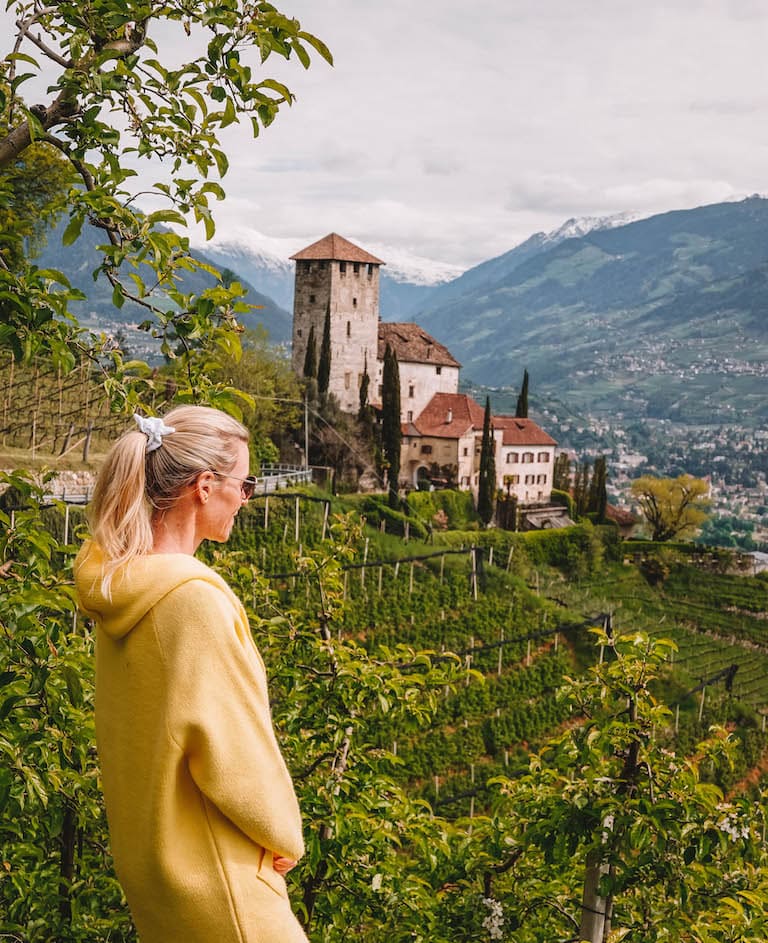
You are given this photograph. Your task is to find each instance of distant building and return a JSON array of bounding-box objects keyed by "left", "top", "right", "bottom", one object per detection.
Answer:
[{"left": 290, "top": 233, "right": 558, "bottom": 506}]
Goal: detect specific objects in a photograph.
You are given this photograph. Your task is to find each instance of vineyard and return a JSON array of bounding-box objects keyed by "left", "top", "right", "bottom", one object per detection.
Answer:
[
  {"left": 216, "top": 489, "right": 768, "bottom": 807},
  {"left": 4, "top": 481, "right": 768, "bottom": 942}
]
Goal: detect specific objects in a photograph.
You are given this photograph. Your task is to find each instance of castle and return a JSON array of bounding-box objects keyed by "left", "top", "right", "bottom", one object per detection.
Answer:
[{"left": 290, "top": 233, "right": 557, "bottom": 507}]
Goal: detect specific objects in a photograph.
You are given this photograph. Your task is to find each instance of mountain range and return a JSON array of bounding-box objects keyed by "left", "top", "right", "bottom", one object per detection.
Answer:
[{"left": 35, "top": 197, "right": 768, "bottom": 424}]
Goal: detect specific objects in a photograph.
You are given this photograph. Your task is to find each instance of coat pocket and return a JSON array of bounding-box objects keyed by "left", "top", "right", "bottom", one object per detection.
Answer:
[{"left": 257, "top": 848, "right": 288, "bottom": 899}]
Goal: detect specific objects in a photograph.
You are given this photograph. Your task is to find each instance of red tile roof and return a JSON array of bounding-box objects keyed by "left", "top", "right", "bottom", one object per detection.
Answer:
[
  {"left": 378, "top": 322, "right": 461, "bottom": 368},
  {"left": 414, "top": 393, "right": 485, "bottom": 438},
  {"left": 290, "top": 233, "right": 384, "bottom": 265},
  {"left": 492, "top": 416, "right": 557, "bottom": 447}
]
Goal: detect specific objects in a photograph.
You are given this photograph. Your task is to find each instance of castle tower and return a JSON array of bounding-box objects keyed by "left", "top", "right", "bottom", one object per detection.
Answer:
[{"left": 290, "top": 233, "right": 384, "bottom": 413}]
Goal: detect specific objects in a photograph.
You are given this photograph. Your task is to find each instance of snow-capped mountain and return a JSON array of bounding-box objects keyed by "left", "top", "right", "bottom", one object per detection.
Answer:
[
  {"left": 541, "top": 211, "right": 646, "bottom": 244},
  {"left": 187, "top": 228, "right": 466, "bottom": 319}
]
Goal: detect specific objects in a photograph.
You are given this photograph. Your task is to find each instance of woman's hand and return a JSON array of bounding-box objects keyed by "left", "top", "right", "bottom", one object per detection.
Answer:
[{"left": 272, "top": 855, "right": 298, "bottom": 875}]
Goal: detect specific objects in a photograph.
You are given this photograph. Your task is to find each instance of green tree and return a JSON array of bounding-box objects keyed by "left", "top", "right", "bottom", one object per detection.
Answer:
[
  {"left": 477, "top": 395, "right": 496, "bottom": 526},
  {"left": 381, "top": 343, "right": 402, "bottom": 507},
  {"left": 587, "top": 454, "right": 607, "bottom": 521},
  {"left": 358, "top": 352, "right": 370, "bottom": 421},
  {"left": 0, "top": 0, "right": 331, "bottom": 384},
  {"left": 552, "top": 452, "right": 571, "bottom": 492},
  {"left": 0, "top": 139, "right": 73, "bottom": 272},
  {"left": 303, "top": 324, "right": 317, "bottom": 380},
  {"left": 317, "top": 304, "right": 332, "bottom": 397},
  {"left": 480, "top": 629, "right": 768, "bottom": 943},
  {"left": 631, "top": 473, "right": 710, "bottom": 541},
  {"left": 515, "top": 367, "right": 529, "bottom": 418}
]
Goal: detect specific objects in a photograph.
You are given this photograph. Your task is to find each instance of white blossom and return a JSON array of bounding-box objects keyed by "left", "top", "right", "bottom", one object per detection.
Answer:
[{"left": 482, "top": 897, "right": 505, "bottom": 941}]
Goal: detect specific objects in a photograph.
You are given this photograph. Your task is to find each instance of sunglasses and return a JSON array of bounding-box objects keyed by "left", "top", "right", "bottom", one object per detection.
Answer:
[{"left": 212, "top": 471, "right": 257, "bottom": 500}]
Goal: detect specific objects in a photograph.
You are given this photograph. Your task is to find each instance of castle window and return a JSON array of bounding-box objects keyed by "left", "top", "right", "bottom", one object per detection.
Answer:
[
  {"left": 344, "top": 372, "right": 351, "bottom": 390},
  {"left": 339, "top": 261, "right": 347, "bottom": 275},
  {"left": 421, "top": 445, "right": 433, "bottom": 455},
  {"left": 436, "top": 366, "right": 442, "bottom": 375},
  {"left": 538, "top": 451, "right": 550, "bottom": 462},
  {"left": 353, "top": 262, "right": 360, "bottom": 275},
  {"left": 297, "top": 329, "right": 302, "bottom": 338},
  {"left": 309, "top": 294, "right": 315, "bottom": 303},
  {"left": 407, "top": 410, "right": 413, "bottom": 421},
  {"left": 352, "top": 297, "right": 357, "bottom": 307},
  {"left": 463, "top": 447, "right": 468, "bottom": 456},
  {"left": 508, "top": 451, "right": 519, "bottom": 463},
  {"left": 367, "top": 264, "right": 374, "bottom": 278},
  {"left": 346, "top": 321, "right": 351, "bottom": 337},
  {"left": 523, "top": 452, "right": 534, "bottom": 463},
  {"left": 408, "top": 385, "right": 414, "bottom": 398},
  {"left": 319, "top": 260, "right": 327, "bottom": 269}
]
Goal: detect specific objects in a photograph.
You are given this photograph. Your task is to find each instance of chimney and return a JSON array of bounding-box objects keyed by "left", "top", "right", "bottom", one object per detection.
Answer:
[{"left": 446, "top": 409, "right": 453, "bottom": 424}]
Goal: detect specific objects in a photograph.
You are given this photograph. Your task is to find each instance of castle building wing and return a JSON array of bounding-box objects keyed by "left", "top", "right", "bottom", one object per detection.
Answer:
[
  {"left": 378, "top": 322, "right": 461, "bottom": 368},
  {"left": 413, "top": 392, "right": 485, "bottom": 438},
  {"left": 492, "top": 416, "right": 557, "bottom": 447}
]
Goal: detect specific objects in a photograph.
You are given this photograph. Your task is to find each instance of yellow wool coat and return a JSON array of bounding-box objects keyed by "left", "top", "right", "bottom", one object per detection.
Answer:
[{"left": 75, "top": 542, "right": 307, "bottom": 943}]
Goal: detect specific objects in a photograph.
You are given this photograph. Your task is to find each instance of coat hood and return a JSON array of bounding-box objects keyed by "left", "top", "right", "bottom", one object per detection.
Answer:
[{"left": 74, "top": 541, "right": 234, "bottom": 640}]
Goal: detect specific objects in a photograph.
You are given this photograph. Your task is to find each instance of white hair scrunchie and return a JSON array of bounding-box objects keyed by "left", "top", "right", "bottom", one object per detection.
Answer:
[{"left": 133, "top": 414, "right": 176, "bottom": 453}]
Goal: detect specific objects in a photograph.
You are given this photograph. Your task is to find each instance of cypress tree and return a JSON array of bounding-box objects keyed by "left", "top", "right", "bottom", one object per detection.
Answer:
[
  {"left": 515, "top": 368, "right": 529, "bottom": 418},
  {"left": 302, "top": 324, "right": 317, "bottom": 379},
  {"left": 358, "top": 352, "right": 370, "bottom": 422},
  {"left": 553, "top": 452, "right": 571, "bottom": 492},
  {"left": 317, "top": 303, "right": 332, "bottom": 395},
  {"left": 588, "top": 455, "right": 608, "bottom": 521},
  {"left": 477, "top": 396, "right": 496, "bottom": 526},
  {"left": 381, "top": 344, "right": 402, "bottom": 507}
]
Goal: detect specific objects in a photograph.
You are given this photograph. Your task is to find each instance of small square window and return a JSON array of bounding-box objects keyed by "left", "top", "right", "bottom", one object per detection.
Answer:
[
  {"left": 436, "top": 366, "right": 442, "bottom": 375},
  {"left": 309, "top": 294, "right": 315, "bottom": 303},
  {"left": 352, "top": 297, "right": 357, "bottom": 307},
  {"left": 407, "top": 410, "right": 413, "bottom": 421},
  {"left": 353, "top": 262, "right": 360, "bottom": 275},
  {"left": 346, "top": 321, "right": 351, "bottom": 337},
  {"left": 408, "top": 385, "right": 414, "bottom": 398},
  {"left": 367, "top": 264, "right": 374, "bottom": 278},
  {"left": 339, "top": 261, "right": 347, "bottom": 275}
]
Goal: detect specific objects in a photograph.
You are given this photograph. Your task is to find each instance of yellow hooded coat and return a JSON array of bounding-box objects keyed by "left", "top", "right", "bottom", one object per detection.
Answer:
[{"left": 75, "top": 542, "right": 307, "bottom": 943}]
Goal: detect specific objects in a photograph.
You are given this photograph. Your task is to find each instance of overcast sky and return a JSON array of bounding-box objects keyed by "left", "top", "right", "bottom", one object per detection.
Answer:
[
  {"left": 9, "top": 0, "right": 768, "bottom": 268},
  {"left": 197, "top": 0, "right": 768, "bottom": 267}
]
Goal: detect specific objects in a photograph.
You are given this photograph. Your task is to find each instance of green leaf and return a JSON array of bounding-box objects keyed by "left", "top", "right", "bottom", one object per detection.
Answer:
[
  {"left": 220, "top": 97, "right": 237, "bottom": 128},
  {"left": 62, "top": 215, "right": 84, "bottom": 247},
  {"left": 112, "top": 284, "right": 125, "bottom": 309}
]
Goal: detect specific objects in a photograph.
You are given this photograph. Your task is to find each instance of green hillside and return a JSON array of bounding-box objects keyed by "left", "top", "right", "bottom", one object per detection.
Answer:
[
  {"left": 414, "top": 197, "right": 768, "bottom": 423},
  {"left": 4, "top": 482, "right": 768, "bottom": 941}
]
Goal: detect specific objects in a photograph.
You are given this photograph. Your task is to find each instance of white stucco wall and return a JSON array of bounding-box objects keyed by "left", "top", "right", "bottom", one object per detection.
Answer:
[
  {"left": 498, "top": 444, "right": 555, "bottom": 504},
  {"left": 374, "top": 361, "right": 459, "bottom": 420}
]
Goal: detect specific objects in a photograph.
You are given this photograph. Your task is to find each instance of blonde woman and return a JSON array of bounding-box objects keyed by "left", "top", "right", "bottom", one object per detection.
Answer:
[{"left": 75, "top": 406, "right": 307, "bottom": 943}]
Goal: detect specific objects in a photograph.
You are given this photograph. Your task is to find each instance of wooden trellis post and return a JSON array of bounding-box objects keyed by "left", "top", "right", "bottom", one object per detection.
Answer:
[
  {"left": 488, "top": 546, "right": 493, "bottom": 568},
  {"left": 506, "top": 545, "right": 514, "bottom": 572},
  {"left": 321, "top": 500, "right": 329, "bottom": 540},
  {"left": 409, "top": 562, "right": 414, "bottom": 594},
  {"left": 361, "top": 537, "right": 369, "bottom": 588},
  {"left": 498, "top": 626, "right": 504, "bottom": 676},
  {"left": 264, "top": 496, "right": 269, "bottom": 530},
  {"left": 294, "top": 496, "right": 300, "bottom": 543},
  {"left": 378, "top": 566, "right": 383, "bottom": 595},
  {"left": 82, "top": 420, "right": 94, "bottom": 462},
  {"left": 440, "top": 553, "right": 445, "bottom": 584}
]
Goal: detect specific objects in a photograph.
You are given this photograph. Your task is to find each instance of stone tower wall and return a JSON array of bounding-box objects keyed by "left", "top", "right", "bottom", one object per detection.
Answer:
[{"left": 292, "top": 259, "right": 380, "bottom": 413}]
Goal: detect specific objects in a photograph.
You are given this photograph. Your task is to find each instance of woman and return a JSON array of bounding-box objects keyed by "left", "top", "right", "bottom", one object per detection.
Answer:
[{"left": 74, "top": 406, "right": 308, "bottom": 943}]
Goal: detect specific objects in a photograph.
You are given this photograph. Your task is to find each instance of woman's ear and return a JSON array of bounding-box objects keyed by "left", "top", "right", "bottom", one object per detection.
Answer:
[{"left": 194, "top": 470, "right": 216, "bottom": 505}]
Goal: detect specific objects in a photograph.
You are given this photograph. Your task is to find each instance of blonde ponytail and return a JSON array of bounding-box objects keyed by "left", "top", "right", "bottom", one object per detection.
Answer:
[{"left": 88, "top": 406, "right": 249, "bottom": 590}]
